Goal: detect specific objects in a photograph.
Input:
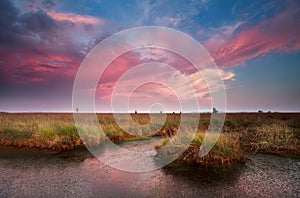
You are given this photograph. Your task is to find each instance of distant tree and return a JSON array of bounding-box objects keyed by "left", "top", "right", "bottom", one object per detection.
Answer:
[
  {"left": 173, "top": 112, "right": 175, "bottom": 115},
  {"left": 135, "top": 110, "right": 137, "bottom": 114},
  {"left": 258, "top": 110, "right": 263, "bottom": 113},
  {"left": 160, "top": 111, "right": 162, "bottom": 114},
  {"left": 75, "top": 107, "right": 79, "bottom": 113},
  {"left": 213, "top": 107, "right": 218, "bottom": 114}
]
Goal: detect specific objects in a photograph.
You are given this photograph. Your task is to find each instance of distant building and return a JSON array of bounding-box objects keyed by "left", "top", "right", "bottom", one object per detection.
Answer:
[{"left": 213, "top": 107, "right": 218, "bottom": 114}]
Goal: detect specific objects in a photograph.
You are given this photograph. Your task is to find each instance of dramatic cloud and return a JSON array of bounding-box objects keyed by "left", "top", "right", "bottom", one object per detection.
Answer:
[
  {"left": 205, "top": 5, "right": 300, "bottom": 66},
  {"left": 1, "top": 0, "right": 299, "bottom": 112},
  {"left": 0, "top": 0, "right": 107, "bottom": 85},
  {"left": 95, "top": 49, "right": 234, "bottom": 111}
]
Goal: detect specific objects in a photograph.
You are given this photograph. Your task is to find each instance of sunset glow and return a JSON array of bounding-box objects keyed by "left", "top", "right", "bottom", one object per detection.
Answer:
[{"left": 0, "top": 0, "right": 299, "bottom": 112}]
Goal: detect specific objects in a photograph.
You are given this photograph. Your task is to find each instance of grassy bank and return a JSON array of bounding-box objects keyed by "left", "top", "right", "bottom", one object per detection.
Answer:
[
  {"left": 0, "top": 113, "right": 299, "bottom": 159},
  {"left": 0, "top": 113, "right": 152, "bottom": 150},
  {"left": 220, "top": 113, "right": 299, "bottom": 157},
  {"left": 0, "top": 113, "right": 79, "bottom": 150},
  {"left": 155, "top": 132, "right": 245, "bottom": 169}
]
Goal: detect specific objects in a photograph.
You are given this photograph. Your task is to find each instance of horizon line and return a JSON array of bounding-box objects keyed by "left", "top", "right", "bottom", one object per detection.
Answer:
[{"left": 1, "top": 111, "right": 300, "bottom": 114}]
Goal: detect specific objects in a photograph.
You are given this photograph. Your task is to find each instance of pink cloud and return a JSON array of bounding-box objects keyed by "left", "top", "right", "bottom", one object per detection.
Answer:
[
  {"left": 30, "top": 77, "right": 46, "bottom": 83},
  {"left": 128, "top": 83, "right": 181, "bottom": 112},
  {"left": 95, "top": 49, "right": 234, "bottom": 111},
  {"left": 0, "top": 49, "right": 80, "bottom": 84},
  {"left": 47, "top": 55, "right": 74, "bottom": 63},
  {"left": 0, "top": 9, "right": 89, "bottom": 84},
  {"left": 205, "top": 7, "right": 300, "bottom": 67},
  {"left": 47, "top": 11, "right": 103, "bottom": 25}
]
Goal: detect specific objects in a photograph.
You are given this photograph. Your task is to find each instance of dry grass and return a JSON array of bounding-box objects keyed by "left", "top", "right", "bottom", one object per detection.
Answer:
[
  {"left": 0, "top": 112, "right": 299, "bottom": 157},
  {"left": 0, "top": 113, "right": 80, "bottom": 150},
  {"left": 241, "top": 120, "right": 299, "bottom": 156},
  {"left": 155, "top": 130, "right": 245, "bottom": 169},
  {"left": 0, "top": 113, "right": 178, "bottom": 150}
]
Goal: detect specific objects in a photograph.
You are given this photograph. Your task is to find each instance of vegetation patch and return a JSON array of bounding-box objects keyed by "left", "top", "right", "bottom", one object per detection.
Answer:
[
  {"left": 0, "top": 113, "right": 299, "bottom": 159},
  {"left": 156, "top": 133, "right": 245, "bottom": 169},
  {"left": 240, "top": 120, "right": 299, "bottom": 157}
]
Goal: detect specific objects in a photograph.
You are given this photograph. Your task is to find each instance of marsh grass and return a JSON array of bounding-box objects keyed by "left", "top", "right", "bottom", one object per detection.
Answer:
[
  {"left": 0, "top": 113, "right": 176, "bottom": 150},
  {"left": 0, "top": 114, "right": 82, "bottom": 150},
  {"left": 0, "top": 113, "right": 299, "bottom": 157},
  {"left": 155, "top": 129, "right": 245, "bottom": 169},
  {"left": 241, "top": 120, "right": 299, "bottom": 156}
]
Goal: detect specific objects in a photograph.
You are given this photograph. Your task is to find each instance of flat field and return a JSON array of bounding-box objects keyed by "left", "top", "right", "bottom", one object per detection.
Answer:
[{"left": 0, "top": 112, "right": 299, "bottom": 168}]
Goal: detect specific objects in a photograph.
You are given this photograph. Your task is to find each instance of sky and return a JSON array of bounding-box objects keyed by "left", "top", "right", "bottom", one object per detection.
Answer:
[{"left": 0, "top": 0, "right": 299, "bottom": 112}]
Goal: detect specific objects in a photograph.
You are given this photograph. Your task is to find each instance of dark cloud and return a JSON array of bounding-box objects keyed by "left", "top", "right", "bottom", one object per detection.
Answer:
[
  {"left": 19, "top": 10, "right": 57, "bottom": 33},
  {"left": 0, "top": 0, "right": 89, "bottom": 86},
  {"left": 19, "top": 0, "right": 56, "bottom": 11},
  {"left": 0, "top": 1, "right": 19, "bottom": 22},
  {"left": 0, "top": 1, "right": 20, "bottom": 49},
  {"left": 42, "top": 0, "right": 56, "bottom": 9}
]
